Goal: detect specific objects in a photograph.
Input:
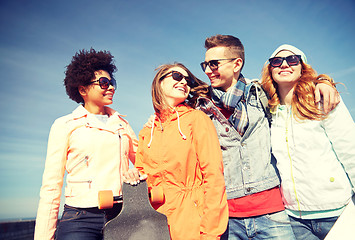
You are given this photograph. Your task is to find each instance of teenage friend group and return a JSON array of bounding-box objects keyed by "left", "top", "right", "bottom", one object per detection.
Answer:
[{"left": 34, "top": 34, "right": 355, "bottom": 240}]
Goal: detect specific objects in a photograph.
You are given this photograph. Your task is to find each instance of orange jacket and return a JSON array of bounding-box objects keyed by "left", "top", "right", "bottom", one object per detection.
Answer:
[{"left": 136, "top": 104, "right": 228, "bottom": 240}]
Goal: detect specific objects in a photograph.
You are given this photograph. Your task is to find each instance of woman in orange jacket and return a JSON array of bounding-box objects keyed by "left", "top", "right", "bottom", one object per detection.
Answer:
[{"left": 124, "top": 63, "right": 228, "bottom": 240}]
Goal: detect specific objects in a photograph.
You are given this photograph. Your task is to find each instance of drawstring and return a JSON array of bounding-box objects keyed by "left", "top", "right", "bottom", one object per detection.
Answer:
[
  {"left": 147, "top": 109, "right": 187, "bottom": 148},
  {"left": 275, "top": 105, "right": 281, "bottom": 126},
  {"left": 174, "top": 108, "right": 187, "bottom": 140},
  {"left": 255, "top": 85, "right": 260, "bottom": 103},
  {"left": 147, "top": 116, "right": 156, "bottom": 148},
  {"left": 288, "top": 107, "right": 296, "bottom": 148}
]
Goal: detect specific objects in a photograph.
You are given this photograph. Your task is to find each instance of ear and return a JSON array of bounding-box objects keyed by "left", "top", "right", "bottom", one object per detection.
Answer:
[
  {"left": 78, "top": 86, "right": 87, "bottom": 96},
  {"left": 233, "top": 58, "right": 243, "bottom": 73}
]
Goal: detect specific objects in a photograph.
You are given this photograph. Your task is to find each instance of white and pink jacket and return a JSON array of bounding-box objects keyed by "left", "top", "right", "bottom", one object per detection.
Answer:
[{"left": 34, "top": 105, "right": 137, "bottom": 240}]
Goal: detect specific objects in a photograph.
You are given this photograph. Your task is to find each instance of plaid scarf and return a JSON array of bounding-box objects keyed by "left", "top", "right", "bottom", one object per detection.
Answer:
[{"left": 211, "top": 74, "right": 249, "bottom": 136}]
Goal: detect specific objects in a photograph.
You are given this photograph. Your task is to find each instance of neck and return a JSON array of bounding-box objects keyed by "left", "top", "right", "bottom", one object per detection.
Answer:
[
  {"left": 223, "top": 72, "right": 240, "bottom": 92},
  {"left": 165, "top": 98, "right": 184, "bottom": 109},
  {"left": 83, "top": 103, "right": 106, "bottom": 115},
  {"left": 278, "top": 84, "right": 294, "bottom": 106}
]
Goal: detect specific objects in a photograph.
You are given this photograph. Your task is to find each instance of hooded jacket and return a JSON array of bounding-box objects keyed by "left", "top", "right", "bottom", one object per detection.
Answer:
[
  {"left": 271, "top": 99, "right": 355, "bottom": 216},
  {"left": 34, "top": 105, "right": 137, "bottom": 240},
  {"left": 135, "top": 104, "right": 228, "bottom": 240}
]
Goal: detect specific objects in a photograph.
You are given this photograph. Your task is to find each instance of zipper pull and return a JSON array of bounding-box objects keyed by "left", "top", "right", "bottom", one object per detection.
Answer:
[
  {"left": 85, "top": 156, "right": 89, "bottom": 167},
  {"left": 285, "top": 129, "right": 288, "bottom": 142}
]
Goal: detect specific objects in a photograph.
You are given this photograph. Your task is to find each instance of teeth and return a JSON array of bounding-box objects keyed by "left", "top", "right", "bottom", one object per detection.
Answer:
[
  {"left": 176, "top": 87, "right": 185, "bottom": 92},
  {"left": 279, "top": 71, "right": 291, "bottom": 75}
]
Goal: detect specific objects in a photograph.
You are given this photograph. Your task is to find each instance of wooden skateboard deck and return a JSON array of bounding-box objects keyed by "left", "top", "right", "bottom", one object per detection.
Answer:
[
  {"left": 325, "top": 194, "right": 355, "bottom": 240},
  {"left": 102, "top": 181, "right": 171, "bottom": 240}
]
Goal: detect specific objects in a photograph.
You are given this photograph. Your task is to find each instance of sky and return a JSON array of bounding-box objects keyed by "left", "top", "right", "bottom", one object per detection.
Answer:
[{"left": 0, "top": 0, "right": 354, "bottom": 220}]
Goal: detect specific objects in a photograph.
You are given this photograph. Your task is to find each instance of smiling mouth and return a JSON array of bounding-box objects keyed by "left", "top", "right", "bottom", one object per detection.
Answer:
[
  {"left": 279, "top": 71, "right": 292, "bottom": 75},
  {"left": 104, "top": 93, "right": 114, "bottom": 98},
  {"left": 176, "top": 87, "right": 187, "bottom": 93}
]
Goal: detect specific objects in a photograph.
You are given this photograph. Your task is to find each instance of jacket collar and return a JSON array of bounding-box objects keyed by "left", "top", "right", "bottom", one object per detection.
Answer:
[
  {"left": 72, "top": 105, "right": 125, "bottom": 119},
  {"left": 158, "top": 104, "right": 193, "bottom": 123}
]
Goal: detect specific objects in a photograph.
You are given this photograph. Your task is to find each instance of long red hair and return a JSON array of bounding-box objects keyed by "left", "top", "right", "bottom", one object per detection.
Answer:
[{"left": 261, "top": 62, "right": 333, "bottom": 121}]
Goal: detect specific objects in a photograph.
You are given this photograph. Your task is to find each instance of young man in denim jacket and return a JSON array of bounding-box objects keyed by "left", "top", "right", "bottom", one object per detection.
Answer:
[{"left": 196, "top": 34, "right": 338, "bottom": 240}]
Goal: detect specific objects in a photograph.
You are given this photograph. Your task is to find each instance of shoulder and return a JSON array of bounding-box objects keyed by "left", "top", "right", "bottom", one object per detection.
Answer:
[
  {"left": 51, "top": 112, "right": 76, "bottom": 128},
  {"left": 185, "top": 109, "right": 215, "bottom": 131},
  {"left": 184, "top": 108, "right": 210, "bottom": 120},
  {"left": 51, "top": 105, "right": 88, "bottom": 131}
]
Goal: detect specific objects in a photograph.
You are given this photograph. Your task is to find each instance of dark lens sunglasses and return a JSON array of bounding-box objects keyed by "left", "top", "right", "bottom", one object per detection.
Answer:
[
  {"left": 269, "top": 55, "right": 301, "bottom": 68},
  {"left": 90, "top": 77, "right": 117, "bottom": 90},
  {"left": 161, "top": 71, "right": 195, "bottom": 87},
  {"left": 200, "top": 58, "right": 237, "bottom": 72}
]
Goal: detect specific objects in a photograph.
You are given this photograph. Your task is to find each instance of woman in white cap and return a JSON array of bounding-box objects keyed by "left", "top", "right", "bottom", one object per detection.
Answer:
[{"left": 261, "top": 44, "right": 355, "bottom": 240}]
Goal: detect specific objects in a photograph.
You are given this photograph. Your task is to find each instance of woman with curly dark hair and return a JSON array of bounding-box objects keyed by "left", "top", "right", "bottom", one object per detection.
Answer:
[{"left": 34, "top": 49, "right": 138, "bottom": 240}]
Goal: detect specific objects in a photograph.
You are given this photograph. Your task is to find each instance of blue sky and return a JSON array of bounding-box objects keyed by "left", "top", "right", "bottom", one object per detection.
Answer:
[{"left": 0, "top": 0, "right": 354, "bottom": 220}]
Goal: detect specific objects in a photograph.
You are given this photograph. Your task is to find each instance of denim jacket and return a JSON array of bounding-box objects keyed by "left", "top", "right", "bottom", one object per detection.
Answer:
[{"left": 196, "top": 82, "right": 280, "bottom": 200}]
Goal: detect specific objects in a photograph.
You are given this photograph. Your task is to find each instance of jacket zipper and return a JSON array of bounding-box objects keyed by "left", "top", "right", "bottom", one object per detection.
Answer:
[
  {"left": 285, "top": 108, "right": 302, "bottom": 217},
  {"left": 67, "top": 180, "right": 92, "bottom": 189},
  {"left": 68, "top": 156, "right": 89, "bottom": 172}
]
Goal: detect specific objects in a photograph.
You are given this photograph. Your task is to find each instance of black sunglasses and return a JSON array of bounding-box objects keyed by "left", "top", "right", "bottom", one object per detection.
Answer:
[
  {"left": 90, "top": 77, "right": 117, "bottom": 90},
  {"left": 161, "top": 71, "right": 195, "bottom": 87},
  {"left": 200, "top": 58, "right": 237, "bottom": 72},
  {"left": 269, "top": 55, "right": 302, "bottom": 68}
]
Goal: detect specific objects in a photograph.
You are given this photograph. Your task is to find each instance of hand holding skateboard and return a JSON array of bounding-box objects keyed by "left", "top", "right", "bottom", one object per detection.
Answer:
[{"left": 122, "top": 167, "right": 148, "bottom": 185}]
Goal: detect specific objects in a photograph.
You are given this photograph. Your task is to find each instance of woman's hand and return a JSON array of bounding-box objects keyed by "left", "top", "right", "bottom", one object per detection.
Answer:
[{"left": 123, "top": 168, "right": 147, "bottom": 185}]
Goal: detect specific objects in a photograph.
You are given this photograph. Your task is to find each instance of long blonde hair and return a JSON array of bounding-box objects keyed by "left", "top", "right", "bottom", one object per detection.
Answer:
[
  {"left": 261, "top": 62, "right": 334, "bottom": 121},
  {"left": 151, "top": 63, "right": 209, "bottom": 116}
]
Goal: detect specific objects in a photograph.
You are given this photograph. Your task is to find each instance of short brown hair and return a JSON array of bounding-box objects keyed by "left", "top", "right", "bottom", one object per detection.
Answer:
[{"left": 204, "top": 34, "right": 245, "bottom": 70}]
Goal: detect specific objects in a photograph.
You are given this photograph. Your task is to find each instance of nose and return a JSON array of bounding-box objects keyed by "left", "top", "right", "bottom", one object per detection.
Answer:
[
  {"left": 204, "top": 65, "right": 213, "bottom": 74},
  {"left": 179, "top": 78, "right": 188, "bottom": 85},
  {"left": 107, "top": 83, "right": 115, "bottom": 91},
  {"left": 280, "top": 59, "right": 289, "bottom": 68}
]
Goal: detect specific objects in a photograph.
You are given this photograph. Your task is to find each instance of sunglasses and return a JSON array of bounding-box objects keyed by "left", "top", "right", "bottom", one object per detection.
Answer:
[
  {"left": 90, "top": 77, "right": 117, "bottom": 90},
  {"left": 268, "top": 55, "right": 301, "bottom": 68},
  {"left": 200, "top": 58, "right": 237, "bottom": 72},
  {"left": 161, "top": 71, "right": 195, "bottom": 87}
]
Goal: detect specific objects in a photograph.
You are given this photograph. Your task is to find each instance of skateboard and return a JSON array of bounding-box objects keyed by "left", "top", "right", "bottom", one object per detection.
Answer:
[
  {"left": 99, "top": 181, "right": 171, "bottom": 240},
  {"left": 324, "top": 194, "right": 355, "bottom": 240}
]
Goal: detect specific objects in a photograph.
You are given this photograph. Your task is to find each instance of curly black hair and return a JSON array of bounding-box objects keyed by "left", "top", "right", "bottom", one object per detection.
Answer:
[{"left": 64, "top": 48, "right": 117, "bottom": 103}]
